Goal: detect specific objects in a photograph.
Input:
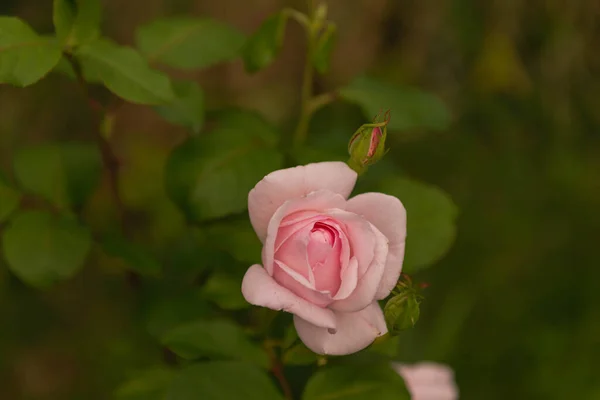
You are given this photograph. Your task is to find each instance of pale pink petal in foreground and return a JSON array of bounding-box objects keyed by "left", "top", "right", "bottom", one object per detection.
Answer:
[
  {"left": 293, "top": 301, "right": 387, "bottom": 355},
  {"left": 248, "top": 162, "right": 357, "bottom": 241},
  {"left": 241, "top": 264, "right": 336, "bottom": 329},
  {"left": 346, "top": 193, "right": 407, "bottom": 299},
  {"left": 393, "top": 362, "right": 459, "bottom": 400}
]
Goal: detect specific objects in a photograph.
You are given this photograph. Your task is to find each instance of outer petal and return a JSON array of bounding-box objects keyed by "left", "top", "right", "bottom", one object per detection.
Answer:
[
  {"left": 242, "top": 265, "right": 336, "bottom": 329},
  {"left": 263, "top": 190, "right": 346, "bottom": 275},
  {"left": 393, "top": 362, "right": 459, "bottom": 400},
  {"left": 248, "top": 162, "right": 357, "bottom": 241},
  {"left": 346, "top": 193, "right": 407, "bottom": 299},
  {"left": 293, "top": 302, "right": 387, "bottom": 355},
  {"left": 330, "top": 223, "right": 388, "bottom": 312}
]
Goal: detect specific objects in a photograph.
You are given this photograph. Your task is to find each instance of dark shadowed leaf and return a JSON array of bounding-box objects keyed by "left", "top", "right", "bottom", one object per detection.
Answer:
[
  {"left": 165, "top": 109, "right": 283, "bottom": 222},
  {"left": 101, "top": 233, "right": 161, "bottom": 276},
  {"left": 202, "top": 270, "right": 249, "bottom": 310},
  {"left": 0, "top": 173, "right": 21, "bottom": 223},
  {"left": 166, "top": 361, "right": 284, "bottom": 400},
  {"left": 312, "top": 23, "right": 336, "bottom": 74},
  {"left": 161, "top": 319, "right": 269, "bottom": 368},
  {"left": 154, "top": 80, "right": 205, "bottom": 134},
  {"left": 53, "top": 0, "right": 101, "bottom": 46},
  {"left": 242, "top": 12, "right": 287, "bottom": 73},
  {"left": 0, "top": 17, "right": 62, "bottom": 86},
  {"left": 303, "top": 362, "right": 410, "bottom": 400},
  {"left": 136, "top": 17, "right": 245, "bottom": 69},
  {"left": 75, "top": 38, "right": 174, "bottom": 104},
  {"left": 114, "top": 367, "right": 175, "bottom": 400},
  {"left": 377, "top": 177, "right": 458, "bottom": 273},
  {"left": 339, "top": 76, "right": 451, "bottom": 132},
  {"left": 13, "top": 142, "right": 102, "bottom": 210},
  {"left": 2, "top": 211, "right": 91, "bottom": 287}
]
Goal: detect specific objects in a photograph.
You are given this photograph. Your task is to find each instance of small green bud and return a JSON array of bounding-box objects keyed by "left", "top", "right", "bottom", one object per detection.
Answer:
[
  {"left": 347, "top": 110, "right": 390, "bottom": 174},
  {"left": 384, "top": 291, "right": 421, "bottom": 335}
]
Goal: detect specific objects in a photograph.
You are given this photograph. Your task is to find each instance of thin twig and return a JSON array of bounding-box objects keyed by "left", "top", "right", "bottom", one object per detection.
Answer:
[
  {"left": 64, "top": 53, "right": 126, "bottom": 228},
  {"left": 266, "top": 344, "right": 294, "bottom": 400}
]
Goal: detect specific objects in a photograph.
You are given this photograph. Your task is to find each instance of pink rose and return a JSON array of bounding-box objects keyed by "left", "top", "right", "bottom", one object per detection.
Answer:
[
  {"left": 393, "top": 362, "right": 459, "bottom": 400},
  {"left": 241, "top": 162, "right": 406, "bottom": 355}
]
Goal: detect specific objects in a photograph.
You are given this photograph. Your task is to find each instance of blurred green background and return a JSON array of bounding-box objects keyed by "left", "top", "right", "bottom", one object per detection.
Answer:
[{"left": 1, "top": 0, "right": 599, "bottom": 399}]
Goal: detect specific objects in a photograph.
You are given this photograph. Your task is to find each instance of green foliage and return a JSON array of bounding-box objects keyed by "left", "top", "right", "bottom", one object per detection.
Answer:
[
  {"left": 377, "top": 177, "right": 458, "bottom": 273},
  {"left": 161, "top": 319, "right": 269, "bottom": 367},
  {"left": 283, "top": 341, "right": 318, "bottom": 365},
  {"left": 0, "top": 174, "right": 21, "bottom": 223},
  {"left": 242, "top": 12, "right": 287, "bottom": 73},
  {"left": 384, "top": 292, "right": 421, "bottom": 335},
  {"left": 302, "top": 363, "right": 410, "bottom": 400},
  {"left": 13, "top": 142, "right": 102, "bottom": 211},
  {"left": 166, "top": 361, "right": 284, "bottom": 400},
  {"left": 204, "top": 218, "right": 262, "bottom": 264},
  {"left": 0, "top": 17, "right": 62, "bottom": 86},
  {"left": 165, "top": 109, "right": 283, "bottom": 222},
  {"left": 312, "top": 23, "right": 336, "bottom": 74},
  {"left": 339, "top": 76, "right": 451, "bottom": 132},
  {"left": 201, "top": 270, "right": 249, "bottom": 310},
  {"left": 2, "top": 211, "right": 91, "bottom": 287},
  {"left": 154, "top": 80, "right": 205, "bottom": 134},
  {"left": 144, "top": 290, "right": 213, "bottom": 338},
  {"left": 114, "top": 367, "right": 175, "bottom": 400},
  {"left": 75, "top": 39, "right": 175, "bottom": 104},
  {"left": 101, "top": 233, "right": 161, "bottom": 276},
  {"left": 53, "top": 0, "right": 102, "bottom": 47},
  {"left": 136, "top": 17, "right": 245, "bottom": 69}
]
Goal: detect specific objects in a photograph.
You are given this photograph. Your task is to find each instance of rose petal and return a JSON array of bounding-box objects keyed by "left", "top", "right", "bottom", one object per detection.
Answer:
[
  {"left": 293, "top": 302, "right": 387, "bottom": 355},
  {"left": 242, "top": 265, "right": 336, "bottom": 329},
  {"left": 333, "top": 257, "right": 359, "bottom": 300},
  {"left": 346, "top": 193, "right": 407, "bottom": 299},
  {"left": 273, "top": 262, "right": 332, "bottom": 307},
  {"left": 248, "top": 162, "right": 357, "bottom": 241},
  {"left": 263, "top": 190, "right": 346, "bottom": 275},
  {"left": 393, "top": 362, "right": 459, "bottom": 400},
  {"left": 330, "top": 223, "right": 388, "bottom": 312},
  {"left": 325, "top": 209, "right": 376, "bottom": 276}
]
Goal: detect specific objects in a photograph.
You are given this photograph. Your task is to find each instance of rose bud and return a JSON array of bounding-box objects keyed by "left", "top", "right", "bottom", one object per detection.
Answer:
[{"left": 347, "top": 110, "right": 390, "bottom": 174}]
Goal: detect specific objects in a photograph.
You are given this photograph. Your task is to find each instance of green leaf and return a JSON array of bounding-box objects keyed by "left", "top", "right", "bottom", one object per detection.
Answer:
[
  {"left": 205, "top": 218, "right": 261, "bottom": 264},
  {"left": 0, "top": 17, "right": 62, "bottom": 86},
  {"left": 13, "top": 142, "right": 102, "bottom": 210},
  {"left": 161, "top": 319, "right": 269, "bottom": 368},
  {"left": 339, "top": 76, "right": 451, "bottom": 132},
  {"left": 377, "top": 177, "right": 458, "bottom": 273},
  {"left": 242, "top": 12, "right": 287, "bottom": 73},
  {"left": 144, "top": 289, "right": 212, "bottom": 338},
  {"left": 136, "top": 17, "right": 245, "bottom": 69},
  {"left": 312, "top": 23, "right": 336, "bottom": 74},
  {"left": 101, "top": 233, "right": 161, "bottom": 276},
  {"left": 53, "top": 0, "right": 101, "bottom": 46},
  {"left": 165, "top": 109, "right": 283, "bottom": 222},
  {"left": 166, "top": 361, "right": 284, "bottom": 400},
  {"left": 154, "top": 80, "right": 204, "bottom": 134},
  {"left": 202, "top": 270, "right": 249, "bottom": 310},
  {"left": 2, "top": 211, "right": 91, "bottom": 287},
  {"left": 0, "top": 174, "right": 21, "bottom": 223},
  {"left": 75, "top": 38, "right": 174, "bottom": 104},
  {"left": 114, "top": 367, "right": 175, "bottom": 400},
  {"left": 283, "top": 342, "right": 318, "bottom": 366},
  {"left": 303, "top": 363, "right": 410, "bottom": 400}
]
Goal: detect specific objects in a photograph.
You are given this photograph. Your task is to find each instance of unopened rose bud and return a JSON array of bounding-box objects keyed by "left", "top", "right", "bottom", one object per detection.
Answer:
[
  {"left": 384, "top": 290, "right": 421, "bottom": 335},
  {"left": 347, "top": 110, "right": 390, "bottom": 174}
]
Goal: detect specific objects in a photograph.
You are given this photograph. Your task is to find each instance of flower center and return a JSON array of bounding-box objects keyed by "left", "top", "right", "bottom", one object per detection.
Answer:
[{"left": 307, "top": 222, "right": 337, "bottom": 268}]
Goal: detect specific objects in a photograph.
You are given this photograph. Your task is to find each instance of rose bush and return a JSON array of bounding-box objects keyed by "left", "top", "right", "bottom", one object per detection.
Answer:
[
  {"left": 393, "top": 362, "right": 459, "bottom": 400},
  {"left": 241, "top": 162, "right": 407, "bottom": 355}
]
